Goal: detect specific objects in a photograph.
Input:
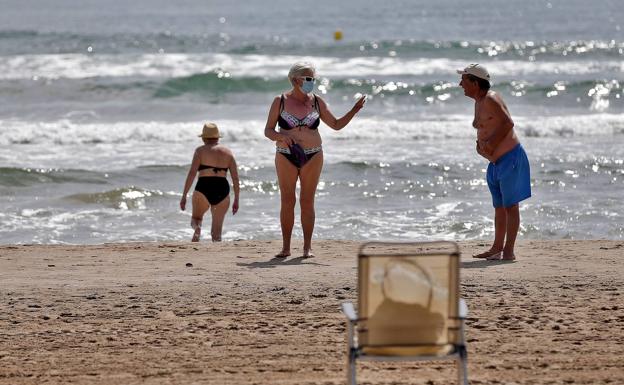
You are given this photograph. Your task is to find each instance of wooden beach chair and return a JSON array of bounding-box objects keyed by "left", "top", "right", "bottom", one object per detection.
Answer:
[{"left": 341, "top": 241, "right": 469, "bottom": 385}]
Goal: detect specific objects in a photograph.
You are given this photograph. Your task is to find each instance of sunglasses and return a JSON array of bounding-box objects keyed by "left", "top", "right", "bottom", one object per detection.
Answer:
[{"left": 301, "top": 76, "right": 316, "bottom": 82}]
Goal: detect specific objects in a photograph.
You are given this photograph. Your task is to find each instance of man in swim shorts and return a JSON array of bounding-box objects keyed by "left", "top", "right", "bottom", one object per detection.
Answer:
[{"left": 458, "top": 64, "right": 531, "bottom": 261}]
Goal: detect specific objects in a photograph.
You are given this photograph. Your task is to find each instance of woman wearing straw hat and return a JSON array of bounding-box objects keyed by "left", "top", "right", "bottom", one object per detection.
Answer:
[
  {"left": 264, "top": 62, "right": 366, "bottom": 257},
  {"left": 180, "top": 122, "right": 240, "bottom": 242}
]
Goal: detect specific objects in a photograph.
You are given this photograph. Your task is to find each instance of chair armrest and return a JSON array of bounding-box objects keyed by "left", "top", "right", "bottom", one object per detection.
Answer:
[
  {"left": 459, "top": 298, "right": 468, "bottom": 319},
  {"left": 341, "top": 302, "right": 357, "bottom": 322}
]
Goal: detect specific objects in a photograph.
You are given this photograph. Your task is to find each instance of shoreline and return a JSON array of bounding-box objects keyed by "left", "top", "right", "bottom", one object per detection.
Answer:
[{"left": 1, "top": 239, "right": 623, "bottom": 384}]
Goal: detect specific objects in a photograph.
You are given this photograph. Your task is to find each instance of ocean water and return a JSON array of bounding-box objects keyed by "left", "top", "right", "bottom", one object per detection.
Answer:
[{"left": 1, "top": 0, "right": 623, "bottom": 244}]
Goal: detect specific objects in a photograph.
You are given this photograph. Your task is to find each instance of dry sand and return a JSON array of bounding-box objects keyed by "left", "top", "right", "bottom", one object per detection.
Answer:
[{"left": 1, "top": 239, "right": 623, "bottom": 385}]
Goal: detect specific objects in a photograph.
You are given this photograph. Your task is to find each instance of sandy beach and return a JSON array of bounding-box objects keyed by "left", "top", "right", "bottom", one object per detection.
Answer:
[{"left": 0, "top": 239, "right": 622, "bottom": 385}]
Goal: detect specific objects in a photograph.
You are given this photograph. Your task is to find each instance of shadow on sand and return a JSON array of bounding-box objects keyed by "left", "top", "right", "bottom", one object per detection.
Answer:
[
  {"left": 461, "top": 259, "right": 517, "bottom": 269},
  {"left": 237, "top": 255, "right": 329, "bottom": 269}
]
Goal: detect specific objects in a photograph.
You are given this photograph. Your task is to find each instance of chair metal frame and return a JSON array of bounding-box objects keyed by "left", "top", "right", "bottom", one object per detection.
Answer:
[{"left": 341, "top": 241, "right": 469, "bottom": 385}]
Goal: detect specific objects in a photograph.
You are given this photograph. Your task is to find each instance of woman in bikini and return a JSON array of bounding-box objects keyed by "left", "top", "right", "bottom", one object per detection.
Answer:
[
  {"left": 264, "top": 62, "right": 366, "bottom": 257},
  {"left": 180, "top": 122, "right": 240, "bottom": 242}
]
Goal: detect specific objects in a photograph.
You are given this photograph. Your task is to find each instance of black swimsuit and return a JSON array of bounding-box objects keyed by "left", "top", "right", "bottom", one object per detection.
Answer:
[
  {"left": 198, "top": 164, "right": 228, "bottom": 173},
  {"left": 195, "top": 165, "right": 230, "bottom": 205},
  {"left": 277, "top": 94, "right": 322, "bottom": 169}
]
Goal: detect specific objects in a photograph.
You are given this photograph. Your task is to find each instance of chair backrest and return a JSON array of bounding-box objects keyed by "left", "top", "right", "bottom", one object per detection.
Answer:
[{"left": 357, "top": 242, "right": 461, "bottom": 351}]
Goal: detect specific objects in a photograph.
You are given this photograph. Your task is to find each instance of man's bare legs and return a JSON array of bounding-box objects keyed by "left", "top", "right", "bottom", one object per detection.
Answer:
[
  {"left": 502, "top": 204, "right": 519, "bottom": 259},
  {"left": 298, "top": 152, "right": 323, "bottom": 258},
  {"left": 474, "top": 207, "right": 505, "bottom": 258},
  {"left": 475, "top": 205, "right": 519, "bottom": 260},
  {"left": 275, "top": 154, "right": 299, "bottom": 257}
]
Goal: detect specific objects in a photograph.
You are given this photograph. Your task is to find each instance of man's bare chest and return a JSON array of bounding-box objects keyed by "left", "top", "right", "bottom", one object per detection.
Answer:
[{"left": 474, "top": 103, "right": 494, "bottom": 128}]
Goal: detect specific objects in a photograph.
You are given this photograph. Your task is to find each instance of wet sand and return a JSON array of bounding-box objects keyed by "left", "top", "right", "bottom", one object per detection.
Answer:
[{"left": 1, "top": 239, "right": 623, "bottom": 385}]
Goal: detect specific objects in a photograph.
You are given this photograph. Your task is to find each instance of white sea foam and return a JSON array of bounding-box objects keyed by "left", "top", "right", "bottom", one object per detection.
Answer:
[
  {"left": 0, "top": 119, "right": 267, "bottom": 146},
  {"left": 2, "top": 114, "right": 622, "bottom": 171},
  {"left": 2, "top": 113, "right": 622, "bottom": 152},
  {"left": 0, "top": 53, "right": 621, "bottom": 80}
]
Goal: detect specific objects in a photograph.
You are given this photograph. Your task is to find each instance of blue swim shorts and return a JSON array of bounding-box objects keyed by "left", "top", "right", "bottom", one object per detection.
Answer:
[{"left": 486, "top": 143, "right": 531, "bottom": 208}]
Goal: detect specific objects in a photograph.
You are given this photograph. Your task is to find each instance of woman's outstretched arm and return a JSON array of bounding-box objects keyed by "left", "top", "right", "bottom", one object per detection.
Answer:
[{"left": 318, "top": 95, "right": 366, "bottom": 130}]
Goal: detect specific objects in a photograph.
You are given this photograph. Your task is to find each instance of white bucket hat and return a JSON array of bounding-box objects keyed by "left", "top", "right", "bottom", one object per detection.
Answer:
[{"left": 456, "top": 63, "right": 490, "bottom": 81}]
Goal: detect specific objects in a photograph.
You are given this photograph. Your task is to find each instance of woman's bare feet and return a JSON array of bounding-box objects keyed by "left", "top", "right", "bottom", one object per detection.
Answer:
[
  {"left": 302, "top": 249, "right": 315, "bottom": 258},
  {"left": 190, "top": 217, "right": 202, "bottom": 242},
  {"left": 473, "top": 249, "right": 503, "bottom": 259},
  {"left": 191, "top": 227, "right": 201, "bottom": 242}
]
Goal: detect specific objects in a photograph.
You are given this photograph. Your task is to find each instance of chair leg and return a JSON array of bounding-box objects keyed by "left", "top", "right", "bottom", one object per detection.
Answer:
[
  {"left": 347, "top": 349, "right": 356, "bottom": 385},
  {"left": 457, "top": 346, "right": 469, "bottom": 385},
  {"left": 345, "top": 319, "right": 357, "bottom": 385}
]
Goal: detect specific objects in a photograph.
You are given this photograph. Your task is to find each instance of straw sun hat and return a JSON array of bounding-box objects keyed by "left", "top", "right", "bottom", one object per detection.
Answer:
[{"left": 198, "top": 122, "right": 222, "bottom": 139}]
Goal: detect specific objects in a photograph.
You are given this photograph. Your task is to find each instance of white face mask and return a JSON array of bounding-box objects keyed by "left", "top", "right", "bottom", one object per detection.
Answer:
[{"left": 300, "top": 77, "right": 315, "bottom": 93}]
